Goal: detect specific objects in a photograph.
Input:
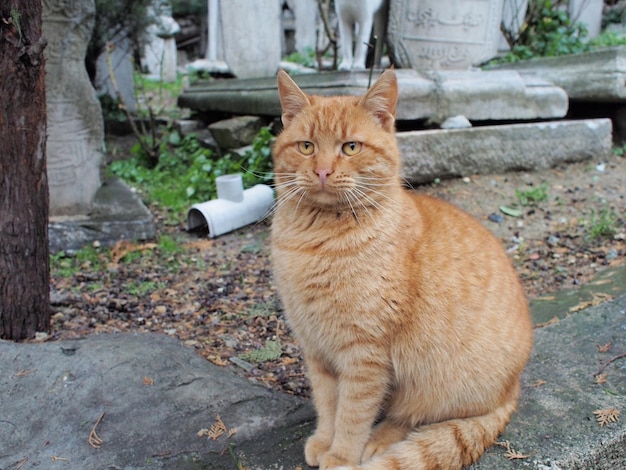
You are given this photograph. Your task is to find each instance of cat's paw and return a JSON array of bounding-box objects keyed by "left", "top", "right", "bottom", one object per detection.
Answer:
[
  {"left": 361, "top": 421, "right": 407, "bottom": 463},
  {"left": 305, "top": 434, "right": 331, "bottom": 467},
  {"left": 320, "top": 452, "right": 357, "bottom": 470},
  {"left": 337, "top": 60, "right": 352, "bottom": 71}
]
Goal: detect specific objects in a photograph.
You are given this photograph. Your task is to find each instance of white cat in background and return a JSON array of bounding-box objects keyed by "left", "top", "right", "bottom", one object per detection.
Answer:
[{"left": 335, "top": 0, "right": 384, "bottom": 71}]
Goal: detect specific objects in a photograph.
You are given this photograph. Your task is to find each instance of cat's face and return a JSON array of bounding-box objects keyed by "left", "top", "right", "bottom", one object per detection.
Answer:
[{"left": 273, "top": 70, "right": 400, "bottom": 210}]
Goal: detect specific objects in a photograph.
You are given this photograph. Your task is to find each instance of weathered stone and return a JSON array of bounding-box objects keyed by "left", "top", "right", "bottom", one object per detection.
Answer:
[
  {"left": 290, "top": 0, "right": 319, "bottom": 53},
  {"left": 0, "top": 333, "right": 313, "bottom": 469},
  {"left": 499, "top": 0, "right": 528, "bottom": 51},
  {"left": 43, "top": 0, "right": 104, "bottom": 217},
  {"left": 48, "top": 178, "right": 156, "bottom": 252},
  {"left": 490, "top": 47, "right": 626, "bottom": 102},
  {"left": 398, "top": 119, "right": 612, "bottom": 183},
  {"left": 219, "top": 0, "right": 282, "bottom": 78},
  {"left": 209, "top": 116, "right": 264, "bottom": 149},
  {"left": 95, "top": 36, "right": 137, "bottom": 113},
  {"left": 175, "top": 119, "right": 204, "bottom": 136},
  {"left": 178, "top": 69, "right": 567, "bottom": 122},
  {"left": 387, "top": 0, "right": 504, "bottom": 70},
  {"left": 440, "top": 115, "right": 472, "bottom": 129},
  {"left": 141, "top": 2, "right": 180, "bottom": 81},
  {"left": 570, "top": 0, "right": 603, "bottom": 38}
]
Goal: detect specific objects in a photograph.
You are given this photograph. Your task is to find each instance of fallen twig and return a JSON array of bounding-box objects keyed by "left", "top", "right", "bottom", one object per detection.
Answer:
[
  {"left": 593, "top": 352, "right": 626, "bottom": 377},
  {"left": 88, "top": 412, "right": 105, "bottom": 449}
]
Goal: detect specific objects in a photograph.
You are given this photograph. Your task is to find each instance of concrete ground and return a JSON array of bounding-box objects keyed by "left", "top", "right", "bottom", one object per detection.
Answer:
[{"left": 1, "top": 294, "right": 624, "bottom": 470}]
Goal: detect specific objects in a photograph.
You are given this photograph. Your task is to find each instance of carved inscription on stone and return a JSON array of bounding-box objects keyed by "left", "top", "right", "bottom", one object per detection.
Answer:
[{"left": 388, "top": 0, "right": 503, "bottom": 70}]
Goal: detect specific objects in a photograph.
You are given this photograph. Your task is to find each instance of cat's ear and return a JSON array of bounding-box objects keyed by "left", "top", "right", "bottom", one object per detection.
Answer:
[
  {"left": 277, "top": 69, "right": 311, "bottom": 127},
  {"left": 359, "top": 69, "right": 398, "bottom": 132}
]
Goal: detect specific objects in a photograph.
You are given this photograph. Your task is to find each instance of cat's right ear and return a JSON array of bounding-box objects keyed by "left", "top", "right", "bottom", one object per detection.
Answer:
[{"left": 277, "top": 70, "right": 310, "bottom": 127}]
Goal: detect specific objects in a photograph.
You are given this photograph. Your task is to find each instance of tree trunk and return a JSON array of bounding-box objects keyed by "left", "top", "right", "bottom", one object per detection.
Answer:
[{"left": 0, "top": 0, "right": 50, "bottom": 340}]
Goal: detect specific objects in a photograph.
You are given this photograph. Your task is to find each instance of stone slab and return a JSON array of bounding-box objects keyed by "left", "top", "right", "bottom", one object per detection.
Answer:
[
  {"left": 0, "top": 333, "right": 314, "bottom": 470},
  {"left": 490, "top": 46, "right": 626, "bottom": 102},
  {"left": 49, "top": 177, "right": 156, "bottom": 252},
  {"left": 178, "top": 69, "right": 567, "bottom": 122},
  {"left": 219, "top": 0, "right": 282, "bottom": 79},
  {"left": 398, "top": 118, "right": 612, "bottom": 183}
]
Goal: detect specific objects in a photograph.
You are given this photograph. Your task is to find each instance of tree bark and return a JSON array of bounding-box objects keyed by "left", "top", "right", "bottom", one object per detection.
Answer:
[{"left": 0, "top": 0, "right": 50, "bottom": 340}]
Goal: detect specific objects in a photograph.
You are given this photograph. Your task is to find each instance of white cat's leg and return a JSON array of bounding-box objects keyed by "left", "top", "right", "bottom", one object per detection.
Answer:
[
  {"left": 337, "top": 19, "right": 354, "bottom": 71},
  {"left": 352, "top": 16, "right": 375, "bottom": 70},
  {"left": 335, "top": 1, "right": 354, "bottom": 71},
  {"left": 305, "top": 357, "right": 338, "bottom": 466}
]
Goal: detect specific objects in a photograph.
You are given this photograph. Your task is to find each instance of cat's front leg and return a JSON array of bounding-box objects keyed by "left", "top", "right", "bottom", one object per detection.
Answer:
[
  {"left": 305, "top": 356, "right": 339, "bottom": 466},
  {"left": 319, "top": 362, "right": 389, "bottom": 468}
]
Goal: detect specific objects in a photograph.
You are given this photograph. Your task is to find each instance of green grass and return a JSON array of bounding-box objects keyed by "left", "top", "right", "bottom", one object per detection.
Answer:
[
  {"left": 516, "top": 183, "right": 549, "bottom": 207},
  {"left": 587, "top": 207, "right": 619, "bottom": 240}
]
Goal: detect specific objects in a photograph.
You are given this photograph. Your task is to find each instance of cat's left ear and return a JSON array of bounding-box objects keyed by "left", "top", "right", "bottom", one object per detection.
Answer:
[
  {"left": 277, "top": 69, "right": 311, "bottom": 127},
  {"left": 359, "top": 69, "right": 398, "bottom": 132}
]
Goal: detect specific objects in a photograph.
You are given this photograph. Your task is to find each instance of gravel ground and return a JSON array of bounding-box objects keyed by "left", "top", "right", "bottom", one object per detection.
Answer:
[{"left": 49, "top": 150, "right": 626, "bottom": 398}]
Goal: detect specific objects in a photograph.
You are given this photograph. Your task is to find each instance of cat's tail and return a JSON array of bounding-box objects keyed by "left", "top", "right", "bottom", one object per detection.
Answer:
[{"left": 356, "top": 394, "right": 518, "bottom": 470}]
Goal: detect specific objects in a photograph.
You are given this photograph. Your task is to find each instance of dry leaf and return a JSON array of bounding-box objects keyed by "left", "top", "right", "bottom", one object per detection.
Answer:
[
  {"left": 14, "top": 369, "right": 35, "bottom": 377},
  {"left": 110, "top": 240, "right": 157, "bottom": 264},
  {"left": 597, "top": 342, "right": 612, "bottom": 353},
  {"left": 197, "top": 415, "right": 235, "bottom": 441},
  {"left": 569, "top": 292, "right": 613, "bottom": 313},
  {"left": 594, "top": 374, "right": 608, "bottom": 384},
  {"left": 496, "top": 440, "right": 529, "bottom": 460},
  {"left": 528, "top": 379, "right": 546, "bottom": 388},
  {"left": 143, "top": 376, "right": 154, "bottom": 386},
  {"left": 593, "top": 407, "right": 620, "bottom": 427},
  {"left": 534, "top": 316, "right": 559, "bottom": 329}
]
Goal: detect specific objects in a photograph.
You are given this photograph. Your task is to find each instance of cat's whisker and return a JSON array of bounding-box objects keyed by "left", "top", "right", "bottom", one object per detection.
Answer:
[
  {"left": 340, "top": 191, "right": 362, "bottom": 225},
  {"left": 268, "top": 184, "right": 305, "bottom": 219}
]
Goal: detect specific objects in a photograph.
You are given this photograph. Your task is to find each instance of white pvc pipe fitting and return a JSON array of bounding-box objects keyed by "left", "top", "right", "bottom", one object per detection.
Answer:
[{"left": 187, "top": 173, "right": 274, "bottom": 238}]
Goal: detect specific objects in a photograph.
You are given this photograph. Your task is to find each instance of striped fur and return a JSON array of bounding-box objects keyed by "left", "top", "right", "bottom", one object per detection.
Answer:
[{"left": 271, "top": 69, "right": 533, "bottom": 470}]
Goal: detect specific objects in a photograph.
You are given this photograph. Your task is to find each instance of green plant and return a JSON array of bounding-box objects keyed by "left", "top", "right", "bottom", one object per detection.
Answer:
[
  {"left": 516, "top": 183, "right": 549, "bottom": 206},
  {"left": 283, "top": 47, "right": 318, "bottom": 68},
  {"left": 110, "top": 128, "right": 274, "bottom": 224},
  {"left": 587, "top": 207, "right": 619, "bottom": 239},
  {"left": 613, "top": 144, "right": 626, "bottom": 157},
  {"left": 493, "top": 0, "right": 590, "bottom": 64},
  {"left": 240, "top": 340, "right": 282, "bottom": 363}
]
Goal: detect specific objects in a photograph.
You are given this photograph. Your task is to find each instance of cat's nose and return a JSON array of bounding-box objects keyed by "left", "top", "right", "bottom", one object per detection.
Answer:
[{"left": 315, "top": 168, "right": 333, "bottom": 189}]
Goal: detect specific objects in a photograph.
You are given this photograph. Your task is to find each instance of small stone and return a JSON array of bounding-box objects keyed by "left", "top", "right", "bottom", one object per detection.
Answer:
[
  {"left": 547, "top": 235, "right": 560, "bottom": 247},
  {"left": 606, "top": 249, "right": 618, "bottom": 260},
  {"left": 230, "top": 356, "right": 255, "bottom": 372},
  {"left": 34, "top": 332, "right": 49, "bottom": 342},
  {"left": 440, "top": 115, "right": 472, "bottom": 129},
  {"left": 155, "top": 305, "right": 167, "bottom": 315},
  {"left": 92, "top": 240, "right": 101, "bottom": 248},
  {"left": 488, "top": 213, "right": 503, "bottom": 223},
  {"left": 165, "top": 328, "right": 177, "bottom": 336},
  {"left": 462, "top": 176, "right": 471, "bottom": 183}
]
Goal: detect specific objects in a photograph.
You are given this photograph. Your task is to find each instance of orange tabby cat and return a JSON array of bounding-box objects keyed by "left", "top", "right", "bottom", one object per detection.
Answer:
[{"left": 271, "top": 69, "right": 533, "bottom": 470}]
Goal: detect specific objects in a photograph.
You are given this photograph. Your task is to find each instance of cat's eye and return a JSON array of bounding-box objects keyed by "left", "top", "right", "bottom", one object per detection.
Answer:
[
  {"left": 297, "top": 141, "right": 315, "bottom": 155},
  {"left": 342, "top": 142, "right": 362, "bottom": 156}
]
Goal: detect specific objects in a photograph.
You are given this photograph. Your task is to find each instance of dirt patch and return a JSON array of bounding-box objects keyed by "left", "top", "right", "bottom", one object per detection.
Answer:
[{"left": 49, "top": 146, "right": 626, "bottom": 398}]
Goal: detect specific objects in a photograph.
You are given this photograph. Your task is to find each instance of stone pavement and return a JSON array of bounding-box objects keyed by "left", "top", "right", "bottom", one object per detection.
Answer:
[{"left": 1, "top": 294, "right": 625, "bottom": 470}]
